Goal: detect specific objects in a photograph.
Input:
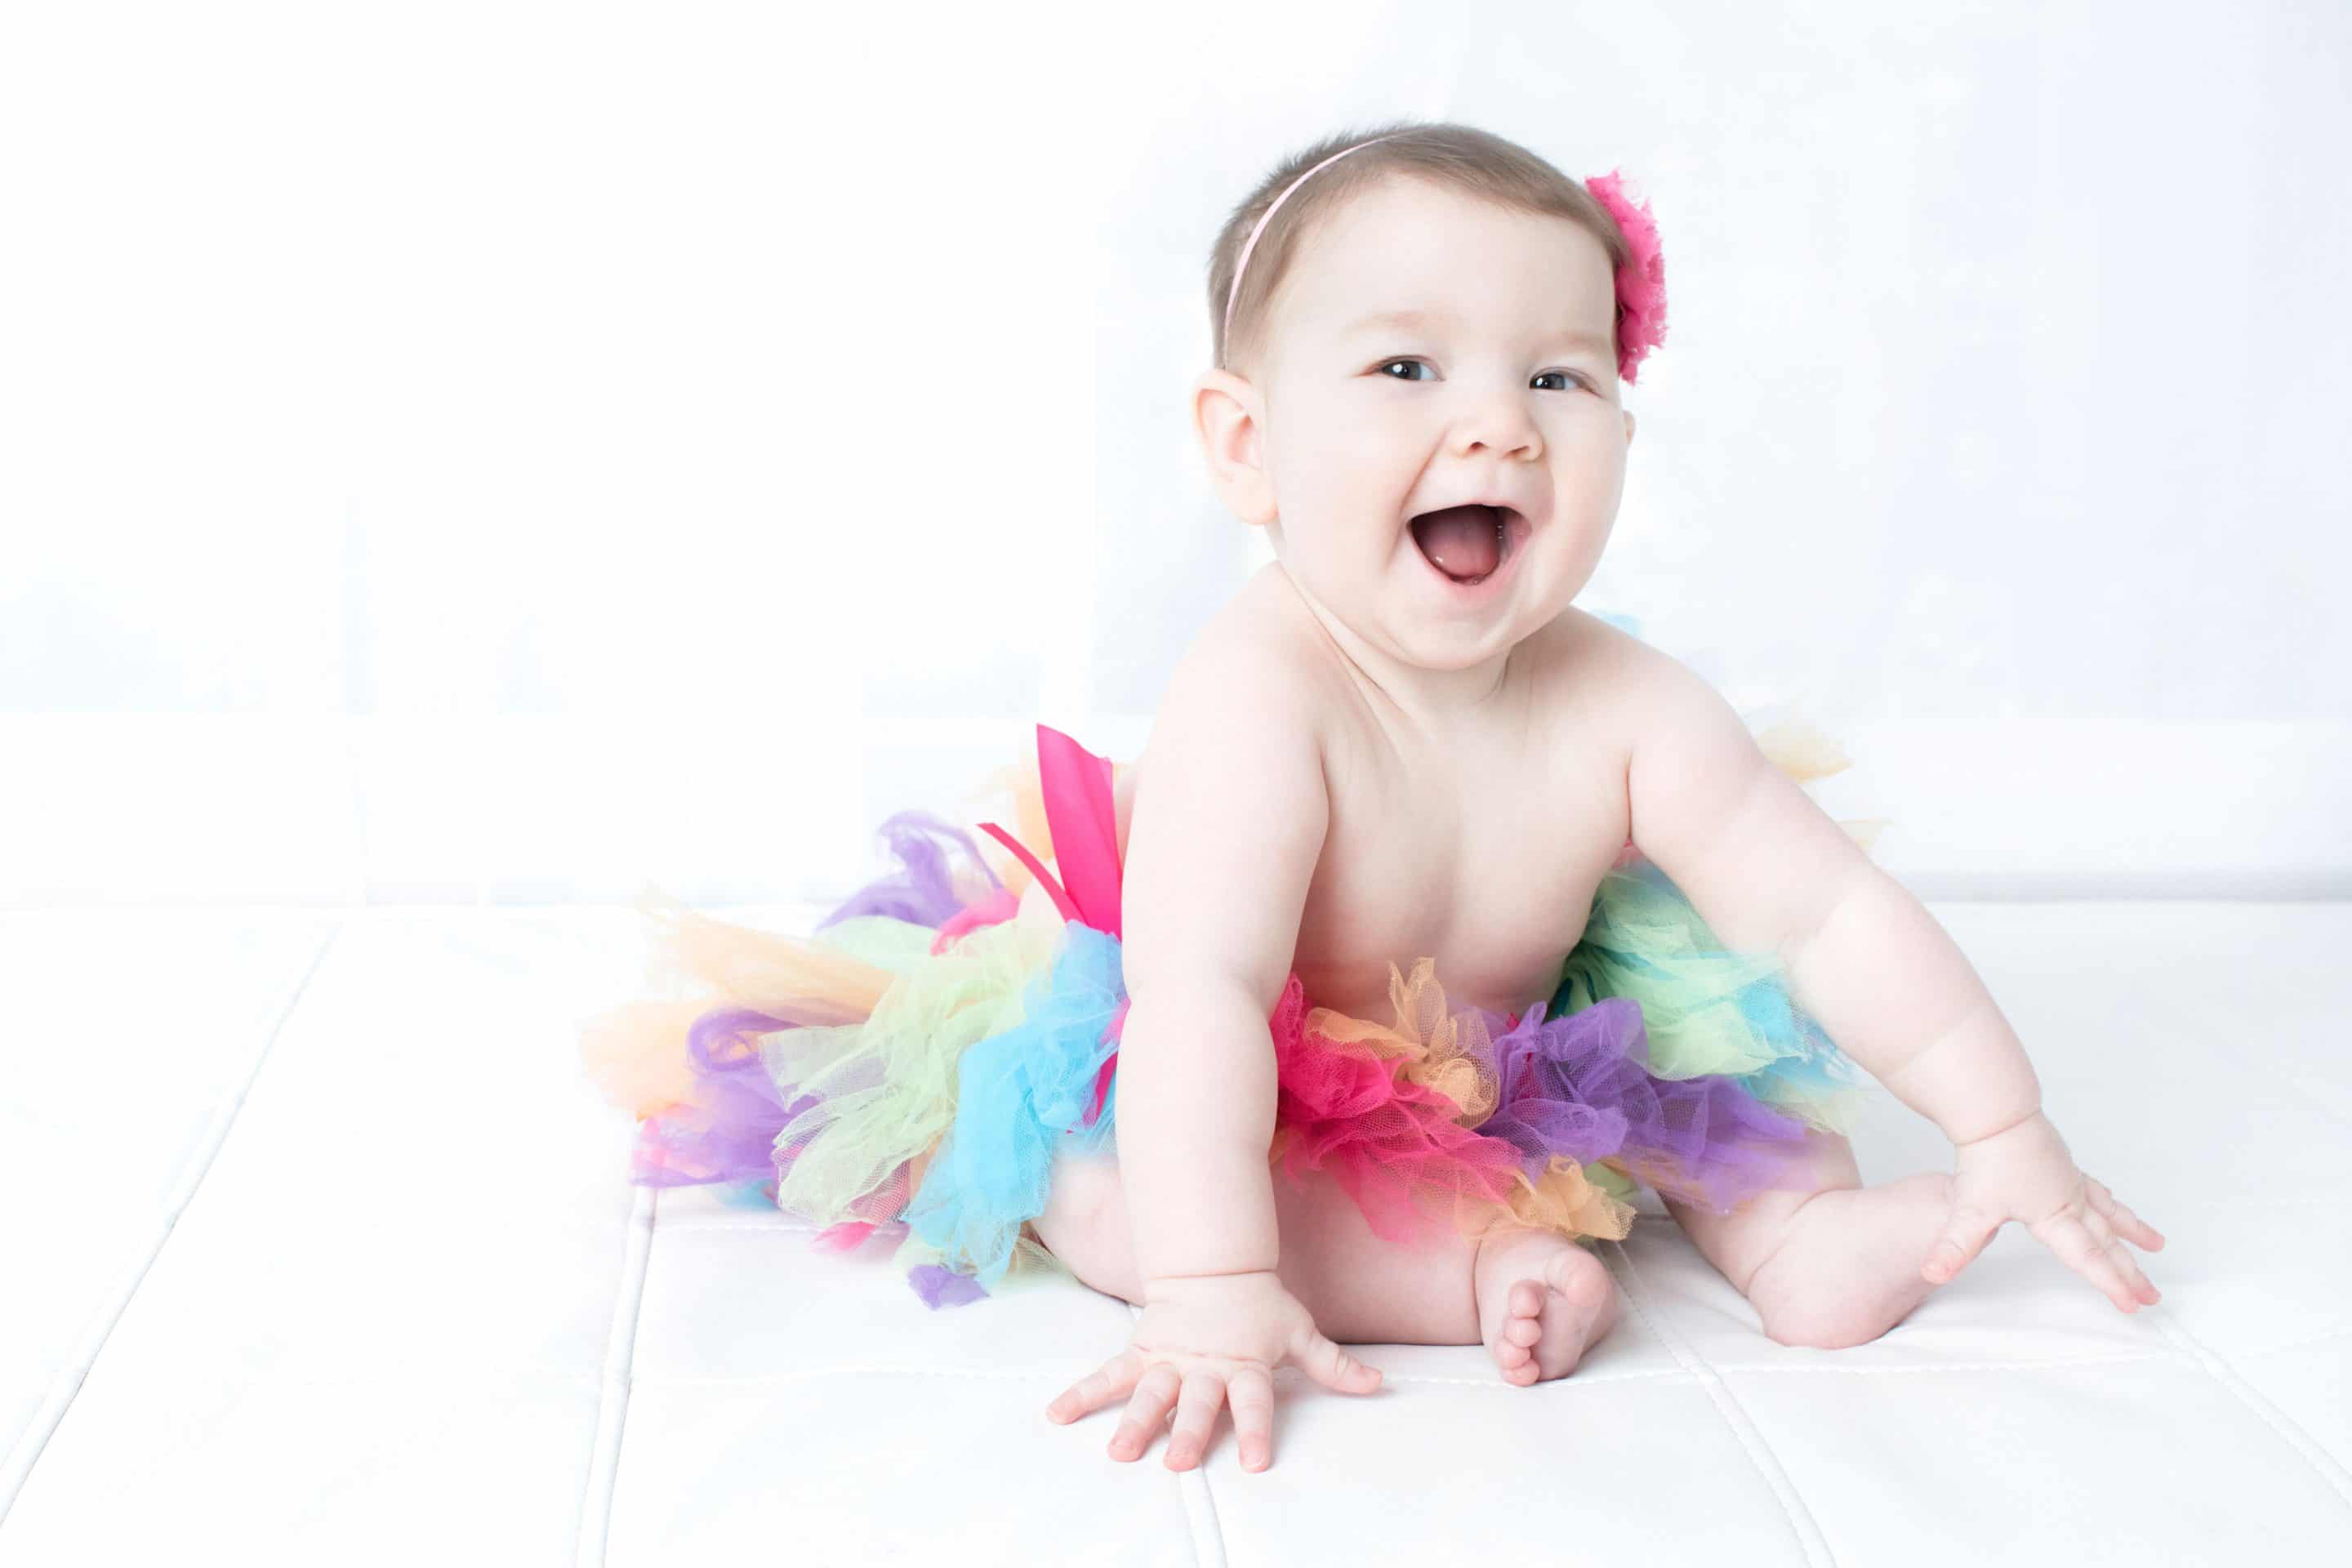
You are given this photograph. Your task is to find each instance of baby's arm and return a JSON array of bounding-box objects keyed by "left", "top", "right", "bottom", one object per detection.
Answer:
[
  {"left": 1043, "top": 642, "right": 1388, "bottom": 1472},
  {"left": 1116, "top": 639, "right": 1328, "bottom": 1283},
  {"left": 1612, "top": 637, "right": 2163, "bottom": 1305},
  {"left": 1044, "top": 657, "right": 1373, "bottom": 1476},
  {"left": 1610, "top": 639, "right": 2033, "bottom": 1143}
]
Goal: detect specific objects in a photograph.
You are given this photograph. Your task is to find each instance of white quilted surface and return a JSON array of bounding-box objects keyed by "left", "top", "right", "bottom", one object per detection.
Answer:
[{"left": 2, "top": 901, "right": 2347, "bottom": 1565}]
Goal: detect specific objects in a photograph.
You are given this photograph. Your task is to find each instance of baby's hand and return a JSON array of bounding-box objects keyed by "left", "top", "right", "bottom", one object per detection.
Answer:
[
  {"left": 1043, "top": 1268, "right": 1383, "bottom": 1472},
  {"left": 1923, "top": 1110, "right": 2167, "bottom": 1312}
]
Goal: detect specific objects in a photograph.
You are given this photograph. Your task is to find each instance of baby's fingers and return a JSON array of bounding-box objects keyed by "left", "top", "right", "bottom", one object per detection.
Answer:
[
  {"left": 1164, "top": 1370, "right": 1230, "bottom": 1472},
  {"left": 2082, "top": 1205, "right": 2163, "bottom": 1306},
  {"left": 2087, "top": 1177, "right": 2167, "bottom": 1253},
  {"left": 1045, "top": 1348, "right": 1143, "bottom": 1425},
  {"left": 1226, "top": 1365, "right": 1277, "bottom": 1472},
  {"left": 2032, "top": 1209, "right": 2154, "bottom": 1313},
  {"left": 1107, "top": 1363, "right": 1183, "bottom": 1463}
]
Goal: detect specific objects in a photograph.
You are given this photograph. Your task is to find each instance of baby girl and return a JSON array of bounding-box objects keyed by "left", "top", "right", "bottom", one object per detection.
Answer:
[{"left": 1037, "top": 122, "right": 2166, "bottom": 1473}]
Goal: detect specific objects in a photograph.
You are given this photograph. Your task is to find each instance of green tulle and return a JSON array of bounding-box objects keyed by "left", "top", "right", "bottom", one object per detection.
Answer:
[
  {"left": 808, "top": 914, "right": 964, "bottom": 976},
  {"left": 758, "top": 913, "right": 1055, "bottom": 1229},
  {"left": 1552, "top": 858, "right": 1872, "bottom": 1136},
  {"left": 1584, "top": 1158, "right": 1640, "bottom": 1205}
]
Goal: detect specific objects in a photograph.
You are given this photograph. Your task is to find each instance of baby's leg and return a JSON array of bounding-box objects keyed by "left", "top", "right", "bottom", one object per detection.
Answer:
[
  {"left": 1662, "top": 1129, "right": 1955, "bottom": 1348},
  {"left": 1030, "top": 1148, "right": 1476, "bottom": 1340},
  {"left": 1031, "top": 1149, "right": 1617, "bottom": 1383}
]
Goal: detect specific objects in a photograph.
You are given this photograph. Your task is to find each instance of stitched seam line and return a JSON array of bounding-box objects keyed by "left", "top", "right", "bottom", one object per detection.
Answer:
[
  {"left": 574, "top": 1183, "right": 657, "bottom": 1568},
  {"left": 1120, "top": 1301, "right": 1219, "bottom": 1568},
  {"left": 1708, "top": 1350, "right": 2178, "bottom": 1375},
  {"left": 1607, "top": 1237, "right": 1835, "bottom": 1567},
  {"left": 2141, "top": 1305, "right": 2352, "bottom": 1513},
  {"left": 0, "top": 922, "right": 340, "bottom": 1531},
  {"left": 628, "top": 1365, "right": 1690, "bottom": 1391}
]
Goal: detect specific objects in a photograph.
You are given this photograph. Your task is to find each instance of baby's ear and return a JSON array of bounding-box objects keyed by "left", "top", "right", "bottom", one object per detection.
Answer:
[
  {"left": 1192, "top": 368, "right": 1276, "bottom": 527},
  {"left": 1623, "top": 408, "right": 1637, "bottom": 448}
]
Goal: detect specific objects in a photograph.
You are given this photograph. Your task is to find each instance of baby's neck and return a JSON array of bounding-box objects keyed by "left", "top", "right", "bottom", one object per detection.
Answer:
[{"left": 1270, "top": 562, "right": 1543, "bottom": 732}]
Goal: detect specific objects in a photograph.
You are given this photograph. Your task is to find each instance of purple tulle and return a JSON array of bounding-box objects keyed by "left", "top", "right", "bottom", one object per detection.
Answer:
[
  {"left": 814, "top": 809, "right": 1004, "bottom": 932},
  {"left": 907, "top": 1263, "right": 989, "bottom": 1309},
  {"left": 1463, "top": 997, "right": 1819, "bottom": 1215},
  {"left": 628, "top": 1006, "right": 818, "bottom": 1187},
  {"left": 633, "top": 814, "right": 986, "bottom": 1193}
]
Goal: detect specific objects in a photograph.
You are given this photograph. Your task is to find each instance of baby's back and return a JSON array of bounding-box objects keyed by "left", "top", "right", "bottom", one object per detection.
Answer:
[{"left": 1113, "top": 563, "right": 1639, "bottom": 1025}]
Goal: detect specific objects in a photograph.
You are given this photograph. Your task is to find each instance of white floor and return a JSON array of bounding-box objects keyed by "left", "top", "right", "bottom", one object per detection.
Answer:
[{"left": 2, "top": 901, "right": 2346, "bottom": 1566}]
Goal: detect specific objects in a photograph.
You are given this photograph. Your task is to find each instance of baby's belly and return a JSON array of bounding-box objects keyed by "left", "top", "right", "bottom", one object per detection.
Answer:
[
  {"left": 1025, "top": 859, "right": 1571, "bottom": 1022},
  {"left": 1287, "top": 901, "right": 1591, "bottom": 1024}
]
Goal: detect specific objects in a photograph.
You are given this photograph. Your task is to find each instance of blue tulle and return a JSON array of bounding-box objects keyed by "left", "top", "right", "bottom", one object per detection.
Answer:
[{"left": 898, "top": 922, "right": 1126, "bottom": 1290}]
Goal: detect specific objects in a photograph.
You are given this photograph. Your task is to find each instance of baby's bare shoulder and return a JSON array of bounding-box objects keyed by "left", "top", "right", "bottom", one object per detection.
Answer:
[
  {"left": 1111, "top": 571, "right": 1329, "bottom": 857},
  {"left": 1167, "top": 568, "right": 1332, "bottom": 734},
  {"left": 1519, "top": 606, "right": 1659, "bottom": 763},
  {"left": 1118, "top": 574, "right": 1330, "bottom": 1007},
  {"left": 1539, "top": 608, "right": 1779, "bottom": 811}
]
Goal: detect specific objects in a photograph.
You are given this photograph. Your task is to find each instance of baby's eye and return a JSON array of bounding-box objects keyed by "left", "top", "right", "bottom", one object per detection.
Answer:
[{"left": 1377, "top": 359, "right": 1592, "bottom": 392}]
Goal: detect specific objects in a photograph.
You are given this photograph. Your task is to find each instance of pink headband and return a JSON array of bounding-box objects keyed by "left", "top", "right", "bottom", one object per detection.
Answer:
[{"left": 1218, "top": 139, "right": 1669, "bottom": 385}]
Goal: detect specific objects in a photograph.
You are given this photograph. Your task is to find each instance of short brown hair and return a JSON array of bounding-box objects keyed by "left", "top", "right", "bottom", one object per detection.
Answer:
[{"left": 1207, "top": 118, "right": 1631, "bottom": 379}]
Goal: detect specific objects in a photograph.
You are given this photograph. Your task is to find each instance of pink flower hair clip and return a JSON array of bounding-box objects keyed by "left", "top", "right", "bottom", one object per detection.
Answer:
[{"left": 1583, "top": 169, "right": 1668, "bottom": 386}]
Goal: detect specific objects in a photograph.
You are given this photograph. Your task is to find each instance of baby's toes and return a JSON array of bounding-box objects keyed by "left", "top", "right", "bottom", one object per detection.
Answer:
[
  {"left": 1492, "top": 1336, "right": 1539, "bottom": 1384},
  {"left": 1517, "top": 1245, "right": 1615, "bottom": 1382},
  {"left": 1487, "top": 1279, "right": 1545, "bottom": 1378},
  {"left": 1488, "top": 1304, "right": 1536, "bottom": 1368}
]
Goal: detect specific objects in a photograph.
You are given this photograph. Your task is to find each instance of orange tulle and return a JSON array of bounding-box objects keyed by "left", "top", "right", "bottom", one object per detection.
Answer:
[
  {"left": 580, "top": 884, "right": 907, "bottom": 1122},
  {"left": 1267, "top": 959, "right": 1640, "bottom": 1251}
]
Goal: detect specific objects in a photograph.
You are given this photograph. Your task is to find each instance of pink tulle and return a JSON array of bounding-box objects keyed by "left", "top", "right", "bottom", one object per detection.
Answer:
[
  {"left": 930, "top": 887, "right": 1018, "bottom": 955},
  {"left": 813, "top": 1219, "right": 912, "bottom": 1253},
  {"left": 1585, "top": 169, "right": 1668, "bottom": 386},
  {"left": 1265, "top": 973, "right": 1530, "bottom": 1246}
]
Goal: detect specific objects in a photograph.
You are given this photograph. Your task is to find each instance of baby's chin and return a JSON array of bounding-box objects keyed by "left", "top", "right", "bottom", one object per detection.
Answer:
[
  {"left": 1388, "top": 543, "right": 1548, "bottom": 635},
  {"left": 1325, "top": 571, "right": 1549, "bottom": 675},
  {"left": 1269, "top": 540, "right": 1551, "bottom": 669}
]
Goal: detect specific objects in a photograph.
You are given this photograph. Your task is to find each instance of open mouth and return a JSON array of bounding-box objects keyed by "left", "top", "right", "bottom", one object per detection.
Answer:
[{"left": 1406, "top": 504, "right": 1525, "bottom": 588}]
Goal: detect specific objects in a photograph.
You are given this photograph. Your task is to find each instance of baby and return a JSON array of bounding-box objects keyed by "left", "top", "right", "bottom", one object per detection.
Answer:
[{"left": 1038, "top": 122, "right": 2164, "bottom": 1474}]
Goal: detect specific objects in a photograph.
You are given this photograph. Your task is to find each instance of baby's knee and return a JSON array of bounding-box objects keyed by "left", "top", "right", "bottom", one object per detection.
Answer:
[{"left": 1758, "top": 1300, "right": 1888, "bottom": 1351}]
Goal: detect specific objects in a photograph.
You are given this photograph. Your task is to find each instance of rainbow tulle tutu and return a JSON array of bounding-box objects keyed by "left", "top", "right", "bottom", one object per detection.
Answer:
[{"left": 579, "top": 718, "right": 1883, "bottom": 1309}]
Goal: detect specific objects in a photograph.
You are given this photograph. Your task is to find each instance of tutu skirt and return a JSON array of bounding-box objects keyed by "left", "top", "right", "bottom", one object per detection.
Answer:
[{"left": 579, "top": 719, "right": 1882, "bottom": 1310}]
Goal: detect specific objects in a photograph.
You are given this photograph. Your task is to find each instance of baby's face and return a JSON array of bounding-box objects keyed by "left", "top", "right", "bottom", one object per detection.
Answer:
[{"left": 1221, "top": 177, "right": 1634, "bottom": 673}]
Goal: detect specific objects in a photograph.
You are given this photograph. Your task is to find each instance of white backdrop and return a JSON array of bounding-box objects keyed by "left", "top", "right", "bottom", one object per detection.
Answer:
[{"left": 3, "top": 0, "right": 2345, "bottom": 906}]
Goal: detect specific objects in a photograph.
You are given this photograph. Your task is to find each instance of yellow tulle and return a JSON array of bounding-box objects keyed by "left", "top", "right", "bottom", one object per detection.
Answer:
[
  {"left": 1304, "top": 957, "right": 1502, "bottom": 1124},
  {"left": 1490, "top": 1155, "right": 1642, "bottom": 1244}
]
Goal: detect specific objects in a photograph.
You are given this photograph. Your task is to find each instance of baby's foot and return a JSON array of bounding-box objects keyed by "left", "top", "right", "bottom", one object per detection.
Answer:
[{"left": 1472, "top": 1229, "right": 1619, "bottom": 1386}]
